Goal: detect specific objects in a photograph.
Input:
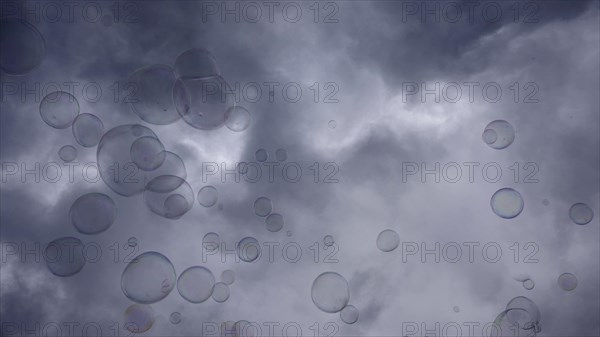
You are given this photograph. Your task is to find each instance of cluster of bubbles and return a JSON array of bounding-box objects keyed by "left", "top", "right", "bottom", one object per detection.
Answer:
[
  {"left": 482, "top": 120, "right": 515, "bottom": 150},
  {"left": 514, "top": 275, "right": 535, "bottom": 291},
  {"left": 489, "top": 296, "right": 541, "bottom": 337},
  {"left": 254, "top": 148, "right": 288, "bottom": 163},
  {"left": 376, "top": 229, "right": 400, "bottom": 252},
  {"left": 311, "top": 272, "right": 359, "bottom": 324},
  {"left": 253, "top": 196, "right": 285, "bottom": 232}
]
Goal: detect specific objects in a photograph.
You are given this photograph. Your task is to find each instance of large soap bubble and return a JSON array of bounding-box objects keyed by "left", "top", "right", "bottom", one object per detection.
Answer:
[
  {"left": 569, "top": 203, "right": 593, "bottom": 225},
  {"left": 44, "top": 237, "right": 86, "bottom": 277},
  {"left": 376, "top": 229, "right": 400, "bottom": 252},
  {"left": 311, "top": 272, "right": 350, "bottom": 313},
  {"left": 174, "top": 48, "right": 220, "bottom": 79},
  {"left": 482, "top": 120, "right": 515, "bottom": 150},
  {"left": 124, "top": 304, "right": 155, "bottom": 333},
  {"left": 558, "top": 273, "right": 578, "bottom": 291},
  {"left": 40, "top": 91, "right": 79, "bottom": 129},
  {"left": 177, "top": 266, "right": 215, "bottom": 303},
  {"left": 505, "top": 296, "right": 540, "bottom": 329},
  {"left": 69, "top": 192, "right": 117, "bottom": 235},
  {"left": 72, "top": 113, "right": 104, "bottom": 147},
  {"left": 237, "top": 237, "right": 260, "bottom": 262},
  {"left": 121, "top": 251, "right": 176, "bottom": 304},
  {"left": 127, "top": 64, "right": 181, "bottom": 125},
  {"left": 490, "top": 188, "right": 524, "bottom": 219},
  {"left": 0, "top": 18, "right": 45, "bottom": 75},
  {"left": 144, "top": 177, "right": 194, "bottom": 219}
]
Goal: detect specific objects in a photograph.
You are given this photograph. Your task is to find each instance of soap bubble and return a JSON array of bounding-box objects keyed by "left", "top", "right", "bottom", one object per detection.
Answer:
[
  {"left": 523, "top": 279, "right": 535, "bottom": 290},
  {"left": 311, "top": 272, "right": 350, "bottom": 313},
  {"left": 569, "top": 203, "right": 593, "bottom": 225},
  {"left": 121, "top": 251, "right": 176, "bottom": 304},
  {"left": 127, "top": 64, "right": 180, "bottom": 125},
  {"left": 234, "top": 320, "right": 257, "bottom": 337},
  {"left": 482, "top": 120, "right": 515, "bottom": 150},
  {"left": 506, "top": 296, "right": 540, "bottom": 327},
  {"left": 144, "top": 177, "right": 194, "bottom": 219},
  {"left": 0, "top": 18, "right": 45, "bottom": 75},
  {"left": 490, "top": 188, "right": 524, "bottom": 219},
  {"left": 376, "top": 229, "right": 399, "bottom": 252},
  {"left": 203, "top": 232, "right": 220, "bottom": 252},
  {"left": 221, "top": 270, "right": 235, "bottom": 285},
  {"left": 72, "top": 113, "right": 104, "bottom": 147},
  {"left": 174, "top": 48, "right": 220, "bottom": 79},
  {"left": 130, "top": 136, "right": 166, "bottom": 171},
  {"left": 253, "top": 197, "right": 272, "bottom": 217},
  {"left": 225, "top": 106, "right": 252, "bottom": 132},
  {"left": 265, "top": 213, "right": 284, "bottom": 232},
  {"left": 558, "top": 273, "right": 578, "bottom": 291},
  {"left": 453, "top": 306, "right": 460, "bottom": 313},
  {"left": 212, "top": 282, "right": 230, "bottom": 302},
  {"left": 169, "top": 312, "right": 182, "bottom": 325},
  {"left": 144, "top": 151, "right": 187, "bottom": 193},
  {"left": 198, "top": 185, "right": 218, "bottom": 207},
  {"left": 40, "top": 91, "right": 79, "bottom": 129},
  {"left": 44, "top": 237, "right": 86, "bottom": 277},
  {"left": 70, "top": 192, "right": 117, "bottom": 235},
  {"left": 124, "top": 304, "right": 155, "bottom": 333},
  {"left": 286, "top": 230, "right": 293, "bottom": 237},
  {"left": 328, "top": 120, "right": 337, "bottom": 129},
  {"left": 275, "top": 148, "right": 287, "bottom": 162},
  {"left": 340, "top": 305, "right": 359, "bottom": 324},
  {"left": 173, "top": 76, "right": 235, "bottom": 130},
  {"left": 128, "top": 237, "right": 138, "bottom": 247},
  {"left": 237, "top": 237, "right": 260, "bottom": 262},
  {"left": 177, "top": 266, "right": 215, "bottom": 303},
  {"left": 58, "top": 145, "right": 77, "bottom": 163},
  {"left": 323, "top": 235, "right": 334, "bottom": 247},
  {"left": 490, "top": 308, "right": 538, "bottom": 337},
  {"left": 255, "top": 149, "right": 268, "bottom": 162}
]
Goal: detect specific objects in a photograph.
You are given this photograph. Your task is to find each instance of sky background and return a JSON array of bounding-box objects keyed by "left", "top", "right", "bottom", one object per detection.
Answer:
[{"left": 1, "top": 0, "right": 599, "bottom": 336}]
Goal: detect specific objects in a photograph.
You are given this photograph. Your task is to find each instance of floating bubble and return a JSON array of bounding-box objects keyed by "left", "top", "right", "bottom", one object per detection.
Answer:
[
  {"left": 174, "top": 48, "right": 220, "bottom": 79},
  {"left": 453, "top": 306, "right": 460, "bottom": 313},
  {"left": 173, "top": 76, "right": 234, "bottom": 130},
  {"left": 121, "top": 251, "right": 176, "bottom": 304},
  {"left": 482, "top": 120, "right": 515, "bottom": 150},
  {"left": 212, "top": 282, "right": 230, "bottom": 303},
  {"left": 0, "top": 18, "right": 45, "bottom": 75},
  {"left": 265, "top": 213, "right": 284, "bottom": 232},
  {"left": 253, "top": 197, "right": 272, "bottom": 217},
  {"left": 221, "top": 270, "right": 235, "bottom": 285},
  {"left": 124, "top": 304, "right": 155, "bottom": 333},
  {"left": 72, "top": 113, "right": 104, "bottom": 147},
  {"left": 323, "top": 235, "right": 334, "bottom": 247},
  {"left": 286, "top": 230, "right": 293, "bottom": 237},
  {"left": 127, "top": 64, "right": 180, "bottom": 125},
  {"left": 506, "top": 296, "right": 540, "bottom": 327},
  {"left": 198, "top": 185, "right": 218, "bottom": 207},
  {"left": 169, "top": 312, "right": 182, "bottom": 325},
  {"left": 569, "top": 203, "right": 593, "bottom": 225},
  {"left": 558, "top": 273, "right": 578, "bottom": 291},
  {"left": 376, "top": 229, "right": 399, "bottom": 252},
  {"left": 311, "top": 272, "right": 350, "bottom": 313},
  {"left": 490, "top": 188, "right": 524, "bottom": 219},
  {"left": 144, "top": 177, "right": 194, "bottom": 219},
  {"left": 225, "top": 106, "right": 252, "bottom": 132},
  {"left": 523, "top": 279, "right": 535, "bottom": 290},
  {"left": 328, "top": 120, "right": 337, "bottom": 129},
  {"left": 542, "top": 199, "right": 549, "bottom": 206},
  {"left": 490, "top": 308, "right": 538, "bottom": 337},
  {"left": 234, "top": 320, "right": 256, "bottom": 337},
  {"left": 44, "top": 237, "right": 86, "bottom": 277},
  {"left": 144, "top": 151, "right": 187, "bottom": 193},
  {"left": 275, "top": 148, "right": 287, "bottom": 162},
  {"left": 130, "top": 136, "right": 166, "bottom": 171},
  {"left": 255, "top": 149, "right": 268, "bottom": 162},
  {"left": 70, "top": 192, "right": 117, "bottom": 235},
  {"left": 237, "top": 237, "right": 260, "bottom": 262},
  {"left": 58, "top": 145, "right": 77, "bottom": 163},
  {"left": 40, "top": 91, "right": 79, "bottom": 129},
  {"left": 340, "top": 305, "right": 359, "bottom": 324},
  {"left": 177, "top": 266, "right": 215, "bottom": 303},
  {"left": 203, "top": 232, "right": 220, "bottom": 252},
  {"left": 128, "top": 237, "right": 138, "bottom": 247}
]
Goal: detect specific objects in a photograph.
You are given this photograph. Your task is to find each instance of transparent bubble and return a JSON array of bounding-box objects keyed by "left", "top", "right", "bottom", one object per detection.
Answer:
[
  {"left": 253, "top": 197, "right": 272, "bottom": 217},
  {"left": 203, "top": 232, "right": 220, "bottom": 252},
  {"left": 40, "top": 91, "right": 79, "bottom": 129},
  {"left": 490, "top": 308, "right": 538, "bottom": 337},
  {"left": 177, "top": 266, "right": 215, "bottom": 303},
  {"left": 234, "top": 320, "right": 257, "bottom": 337},
  {"left": 376, "top": 229, "right": 400, "bottom": 252},
  {"left": 124, "top": 304, "right": 155, "bottom": 333},
  {"left": 198, "top": 185, "right": 218, "bottom": 207},
  {"left": 173, "top": 76, "right": 235, "bottom": 130},
  {"left": 70, "top": 192, "right": 117, "bottom": 235},
  {"left": 323, "top": 235, "right": 334, "bottom": 247},
  {"left": 328, "top": 120, "right": 337, "bottom": 129},
  {"left": 0, "top": 18, "right": 45, "bottom": 75},
  {"left": 58, "top": 145, "right": 77, "bottom": 163},
  {"left": 255, "top": 149, "right": 268, "bottom": 162},
  {"left": 482, "top": 120, "right": 515, "bottom": 150},
  {"left": 174, "top": 48, "right": 220, "bottom": 79},
  {"left": 265, "top": 213, "right": 284, "bottom": 232},
  {"left": 128, "top": 237, "right": 138, "bottom": 247},
  {"left": 453, "top": 306, "right": 460, "bottom": 313},
  {"left": 225, "top": 106, "right": 252, "bottom": 132},
  {"left": 340, "top": 305, "right": 359, "bottom": 324},
  {"left": 144, "top": 151, "right": 187, "bottom": 193},
  {"left": 275, "top": 148, "right": 287, "bottom": 162},
  {"left": 490, "top": 188, "right": 524, "bottom": 219},
  {"left": 44, "top": 237, "right": 86, "bottom": 277},
  {"left": 127, "top": 64, "right": 180, "bottom": 125},
  {"left": 212, "top": 282, "right": 230, "bottom": 303},
  {"left": 72, "top": 113, "right": 104, "bottom": 147},
  {"left": 569, "top": 203, "right": 593, "bottom": 225},
  {"left": 130, "top": 136, "right": 166, "bottom": 171},
  {"left": 221, "top": 270, "right": 235, "bottom": 285},
  {"left": 237, "top": 237, "right": 260, "bottom": 262},
  {"left": 311, "top": 272, "right": 350, "bottom": 313},
  {"left": 144, "top": 177, "right": 194, "bottom": 219},
  {"left": 169, "top": 312, "right": 182, "bottom": 325},
  {"left": 523, "top": 279, "right": 535, "bottom": 290},
  {"left": 542, "top": 199, "right": 549, "bottom": 206},
  {"left": 121, "top": 251, "right": 176, "bottom": 304},
  {"left": 506, "top": 296, "right": 540, "bottom": 326},
  {"left": 558, "top": 273, "right": 578, "bottom": 291}
]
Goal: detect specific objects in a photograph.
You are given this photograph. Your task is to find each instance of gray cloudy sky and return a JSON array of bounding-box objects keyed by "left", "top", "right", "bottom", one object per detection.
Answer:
[{"left": 1, "top": 0, "right": 599, "bottom": 336}]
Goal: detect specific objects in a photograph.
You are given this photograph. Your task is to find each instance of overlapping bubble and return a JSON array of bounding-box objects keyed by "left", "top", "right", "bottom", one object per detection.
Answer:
[
  {"left": 203, "top": 232, "right": 220, "bottom": 252},
  {"left": 174, "top": 48, "right": 220, "bottom": 79},
  {"left": 237, "top": 237, "right": 260, "bottom": 262},
  {"left": 121, "top": 251, "right": 176, "bottom": 304},
  {"left": 128, "top": 64, "right": 181, "bottom": 125},
  {"left": 144, "top": 177, "right": 194, "bottom": 219}
]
